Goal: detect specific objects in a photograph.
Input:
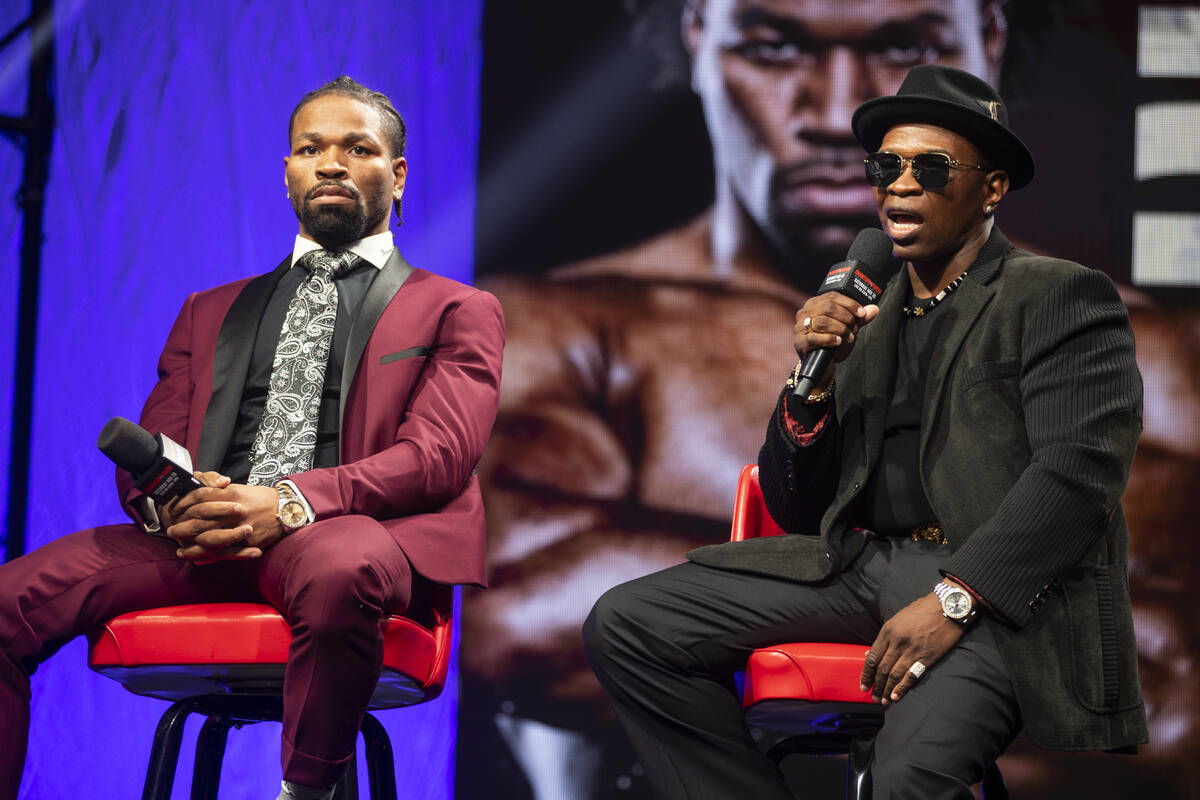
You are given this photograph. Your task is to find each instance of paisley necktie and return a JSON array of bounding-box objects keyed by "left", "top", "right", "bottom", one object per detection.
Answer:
[{"left": 247, "top": 249, "right": 355, "bottom": 485}]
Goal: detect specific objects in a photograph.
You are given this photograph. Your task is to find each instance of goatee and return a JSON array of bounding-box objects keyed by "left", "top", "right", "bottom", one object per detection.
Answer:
[
  {"left": 292, "top": 181, "right": 387, "bottom": 247},
  {"left": 300, "top": 202, "right": 369, "bottom": 247}
]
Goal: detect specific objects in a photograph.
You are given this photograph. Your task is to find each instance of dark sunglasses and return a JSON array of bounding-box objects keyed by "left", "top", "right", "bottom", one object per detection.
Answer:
[{"left": 864, "top": 152, "right": 989, "bottom": 190}]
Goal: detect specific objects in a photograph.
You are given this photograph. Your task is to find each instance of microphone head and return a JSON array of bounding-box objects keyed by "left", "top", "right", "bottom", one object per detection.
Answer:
[
  {"left": 97, "top": 416, "right": 159, "bottom": 474},
  {"left": 846, "top": 228, "right": 898, "bottom": 282}
]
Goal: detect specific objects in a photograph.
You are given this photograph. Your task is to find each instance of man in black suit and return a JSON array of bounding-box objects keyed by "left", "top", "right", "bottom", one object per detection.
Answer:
[{"left": 583, "top": 64, "right": 1146, "bottom": 799}]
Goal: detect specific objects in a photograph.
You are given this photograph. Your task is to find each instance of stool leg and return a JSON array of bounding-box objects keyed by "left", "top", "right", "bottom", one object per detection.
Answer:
[
  {"left": 845, "top": 735, "right": 874, "bottom": 800},
  {"left": 360, "top": 714, "right": 397, "bottom": 800},
  {"left": 143, "top": 699, "right": 198, "bottom": 800},
  {"left": 333, "top": 753, "right": 358, "bottom": 800},
  {"left": 191, "top": 715, "right": 233, "bottom": 800}
]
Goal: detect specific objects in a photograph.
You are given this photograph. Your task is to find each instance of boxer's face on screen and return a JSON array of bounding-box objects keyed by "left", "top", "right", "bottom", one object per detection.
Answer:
[
  {"left": 285, "top": 94, "right": 407, "bottom": 246},
  {"left": 687, "top": 0, "right": 1003, "bottom": 267}
]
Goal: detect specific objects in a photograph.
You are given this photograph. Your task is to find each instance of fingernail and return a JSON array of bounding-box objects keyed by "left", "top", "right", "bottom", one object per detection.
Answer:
[
  {"left": 860, "top": 684, "right": 868, "bottom": 692},
  {"left": 176, "top": 549, "right": 184, "bottom": 557},
  {"left": 891, "top": 692, "right": 899, "bottom": 701}
]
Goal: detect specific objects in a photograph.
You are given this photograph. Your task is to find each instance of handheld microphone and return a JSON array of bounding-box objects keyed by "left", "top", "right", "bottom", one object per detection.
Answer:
[
  {"left": 793, "top": 228, "right": 898, "bottom": 397},
  {"left": 97, "top": 417, "right": 203, "bottom": 504}
]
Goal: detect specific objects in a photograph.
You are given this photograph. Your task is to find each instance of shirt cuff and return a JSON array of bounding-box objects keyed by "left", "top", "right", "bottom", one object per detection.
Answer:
[
  {"left": 780, "top": 390, "right": 831, "bottom": 446},
  {"left": 135, "top": 496, "right": 162, "bottom": 534}
]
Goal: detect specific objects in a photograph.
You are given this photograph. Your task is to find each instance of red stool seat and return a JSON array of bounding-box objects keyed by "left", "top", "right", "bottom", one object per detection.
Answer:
[
  {"left": 87, "top": 589, "right": 453, "bottom": 800},
  {"left": 743, "top": 643, "right": 879, "bottom": 736},
  {"left": 89, "top": 601, "right": 447, "bottom": 707},
  {"left": 743, "top": 642, "right": 872, "bottom": 706}
]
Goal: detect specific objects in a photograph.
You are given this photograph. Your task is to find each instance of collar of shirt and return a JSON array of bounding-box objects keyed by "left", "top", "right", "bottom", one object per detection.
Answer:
[{"left": 290, "top": 230, "right": 394, "bottom": 271}]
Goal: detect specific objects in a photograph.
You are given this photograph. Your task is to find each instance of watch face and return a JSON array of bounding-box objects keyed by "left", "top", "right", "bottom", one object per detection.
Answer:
[
  {"left": 943, "top": 589, "right": 972, "bottom": 619},
  {"left": 280, "top": 501, "right": 307, "bottom": 528}
]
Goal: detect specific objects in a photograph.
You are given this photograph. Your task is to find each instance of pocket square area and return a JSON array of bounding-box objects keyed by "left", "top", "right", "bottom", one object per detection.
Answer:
[{"left": 381, "top": 346, "right": 432, "bottom": 364}]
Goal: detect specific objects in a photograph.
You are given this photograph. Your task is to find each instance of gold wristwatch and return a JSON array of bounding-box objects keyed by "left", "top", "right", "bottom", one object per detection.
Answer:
[{"left": 275, "top": 482, "right": 312, "bottom": 534}]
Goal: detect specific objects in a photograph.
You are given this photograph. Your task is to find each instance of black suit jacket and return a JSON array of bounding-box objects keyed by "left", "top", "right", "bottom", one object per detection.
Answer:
[{"left": 690, "top": 228, "right": 1148, "bottom": 752}]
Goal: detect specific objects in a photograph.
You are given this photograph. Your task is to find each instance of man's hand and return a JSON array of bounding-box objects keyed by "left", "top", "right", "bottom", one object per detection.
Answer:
[
  {"left": 794, "top": 295, "right": 880, "bottom": 388},
  {"left": 166, "top": 472, "right": 284, "bottom": 563},
  {"left": 860, "top": 592, "right": 966, "bottom": 705},
  {"left": 794, "top": 294, "right": 880, "bottom": 361},
  {"left": 159, "top": 470, "right": 230, "bottom": 529}
]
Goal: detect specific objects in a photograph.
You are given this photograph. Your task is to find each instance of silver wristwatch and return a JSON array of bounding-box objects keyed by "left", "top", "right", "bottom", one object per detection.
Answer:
[{"left": 933, "top": 580, "right": 978, "bottom": 624}]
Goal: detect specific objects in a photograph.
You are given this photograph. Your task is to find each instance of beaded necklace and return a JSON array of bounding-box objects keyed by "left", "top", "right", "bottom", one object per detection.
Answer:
[{"left": 903, "top": 271, "right": 969, "bottom": 318}]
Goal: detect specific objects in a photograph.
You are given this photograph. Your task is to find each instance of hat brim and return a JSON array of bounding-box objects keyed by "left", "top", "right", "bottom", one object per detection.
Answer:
[{"left": 852, "top": 95, "right": 1035, "bottom": 190}]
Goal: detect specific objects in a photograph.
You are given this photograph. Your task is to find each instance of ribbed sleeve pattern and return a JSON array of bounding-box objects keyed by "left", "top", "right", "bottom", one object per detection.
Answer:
[
  {"left": 758, "top": 387, "right": 843, "bottom": 535},
  {"left": 942, "top": 268, "right": 1143, "bottom": 626}
]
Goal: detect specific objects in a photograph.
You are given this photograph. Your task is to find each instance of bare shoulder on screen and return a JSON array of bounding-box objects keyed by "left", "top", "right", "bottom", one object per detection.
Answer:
[{"left": 551, "top": 214, "right": 716, "bottom": 282}]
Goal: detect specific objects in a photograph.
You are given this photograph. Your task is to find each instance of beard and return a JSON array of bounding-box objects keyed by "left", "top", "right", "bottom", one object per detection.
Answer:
[
  {"left": 292, "top": 181, "right": 389, "bottom": 246},
  {"left": 767, "top": 206, "right": 882, "bottom": 280},
  {"left": 764, "top": 166, "right": 881, "bottom": 287}
]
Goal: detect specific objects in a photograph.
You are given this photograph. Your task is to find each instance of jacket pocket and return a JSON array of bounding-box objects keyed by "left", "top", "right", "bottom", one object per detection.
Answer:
[
  {"left": 955, "top": 357, "right": 1025, "bottom": 437},
  {"left": 380, "top": 346, "right": 432, "bottom": 364},
  {"left": 1064, "top": 563, "right": 1142, "bottom": 714},
  {"left": 958, "top": 357, "right": 1019, "bottom": 392}
]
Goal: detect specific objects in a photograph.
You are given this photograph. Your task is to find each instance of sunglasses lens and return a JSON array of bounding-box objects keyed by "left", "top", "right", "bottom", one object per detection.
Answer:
[
  {"left": 911, "top": 154, "right": 951, "bottom": 189},
  {"left": 865, "top": 153, "right": 902, "bottom": 187}
]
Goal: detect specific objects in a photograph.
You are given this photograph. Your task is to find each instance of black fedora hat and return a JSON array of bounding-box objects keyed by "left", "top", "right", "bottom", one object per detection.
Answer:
[{"left": 852, "top": 64, "right": 1035, "bottom": 190}]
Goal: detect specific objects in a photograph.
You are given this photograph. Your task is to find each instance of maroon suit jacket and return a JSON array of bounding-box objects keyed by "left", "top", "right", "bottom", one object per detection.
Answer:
[{"left": 119, "top": 250, "right": 505, "bottom": 587}]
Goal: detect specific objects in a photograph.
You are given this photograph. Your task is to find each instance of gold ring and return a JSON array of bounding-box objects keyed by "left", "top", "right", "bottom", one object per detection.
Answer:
[{"left": 801, "top": 316, "right": 812, "bottom": 335}]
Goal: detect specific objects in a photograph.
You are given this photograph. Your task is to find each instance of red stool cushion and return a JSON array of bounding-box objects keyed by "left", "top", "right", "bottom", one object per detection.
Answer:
[
  {"left": 89, "top": 601, "right": 450, "bottom": 708},
  {"left": 743, "top": 642, "right": 874, "bottom": 707}
]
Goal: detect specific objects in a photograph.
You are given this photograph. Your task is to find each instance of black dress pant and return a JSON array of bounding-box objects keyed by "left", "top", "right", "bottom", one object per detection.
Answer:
[{"left": 582, "top": 536, "right": 1022, "bottom": 800}]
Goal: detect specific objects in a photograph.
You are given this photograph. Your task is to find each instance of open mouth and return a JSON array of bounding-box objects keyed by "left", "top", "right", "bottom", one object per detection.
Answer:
[{"left": 886, "top": 209, "right": 924, "bottom": 233}]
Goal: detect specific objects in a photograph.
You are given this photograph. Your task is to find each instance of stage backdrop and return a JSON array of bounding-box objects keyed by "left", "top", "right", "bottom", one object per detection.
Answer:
[
  {"left": 0, "top": 3, "right": 28, "bottom": 561},
  {"left": 2, "top": 0, "right": 482, "bottom": 797}
]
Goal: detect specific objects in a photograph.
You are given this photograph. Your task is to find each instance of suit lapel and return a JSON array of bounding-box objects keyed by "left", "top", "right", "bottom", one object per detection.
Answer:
[
  {"left": 196, "top": 256, "right": 290, "bottom": 471},
  {"left": 920, "top": 230, "right": 1011, "bottom": 453},
  {"left": 859, "top": 270, "right": 908, "bottom": 468},
  {"left": 338, "top": 248, "right": 415, "bottom": 434}
]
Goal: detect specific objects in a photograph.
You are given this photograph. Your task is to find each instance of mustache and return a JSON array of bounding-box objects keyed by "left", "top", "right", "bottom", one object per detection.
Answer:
[
  {"left": 775, "top": 152, "right": 866, "bottom": 186},
  {"left": 303, "top": 180, "right": 362, "bottom": 202}
]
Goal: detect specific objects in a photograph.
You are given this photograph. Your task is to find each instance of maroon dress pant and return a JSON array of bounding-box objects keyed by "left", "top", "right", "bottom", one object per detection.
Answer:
[{"left": 0, "top": 515, "right": 414, "bottom": 798}]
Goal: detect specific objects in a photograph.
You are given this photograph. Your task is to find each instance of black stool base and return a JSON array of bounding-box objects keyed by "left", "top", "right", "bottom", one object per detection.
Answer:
[{"left": 141, "top": 695, "right": 395, "bottom": 800}]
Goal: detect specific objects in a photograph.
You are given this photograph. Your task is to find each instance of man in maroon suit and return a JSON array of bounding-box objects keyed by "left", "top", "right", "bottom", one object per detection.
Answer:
[{"left": 0, "top": 77, "right": 504, "bottom": 800}]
